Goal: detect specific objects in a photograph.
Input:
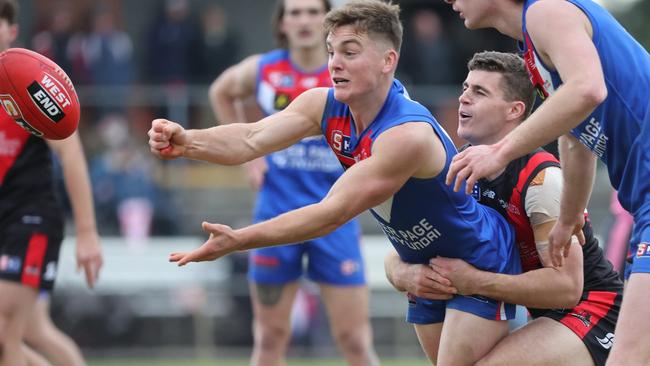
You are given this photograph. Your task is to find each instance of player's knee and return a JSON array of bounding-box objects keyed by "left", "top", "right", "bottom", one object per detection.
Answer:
[
  {"left": 332, "top": 327, "right": 371, "bottom": 357},
  {"left": 474, "top": 351, "right": 503, "bottom": 366},
  {"left": 254, "top": 322, "right": 291, "bottom": 351}
]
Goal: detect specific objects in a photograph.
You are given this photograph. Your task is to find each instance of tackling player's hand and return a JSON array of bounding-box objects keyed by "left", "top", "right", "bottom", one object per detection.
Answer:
[
  {"left": 429, "top": 257, "right": 480, "bottom": 296},
  {"left": 148, "top": 119, "right": 187, "bottom": 159},
  {"left": 548, "top": 215, "right": 585, "bottom": 267},
  {"left": 76, "top": 230, "right": 103, "bottom": 289},
  {"left": 389, "top": 261, "right": 457, "bottom": 300},
  {"left": 445, "top": 144, "right": 509, "bottom": 194},
  {"left": 170, "top": 222, "right": 242, "bottom": 266}
]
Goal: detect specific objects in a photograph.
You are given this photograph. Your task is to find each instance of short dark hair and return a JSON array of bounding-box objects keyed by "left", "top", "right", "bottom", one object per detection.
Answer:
[
  {"left": 0, "top": 0, "right": 17, "bottom": 25},
  {"left": 273, "top": 0, "right": 332, "bottom": 48},
  {"left": 468, "top": 51, "right": 535, "bottom": 118},
  {"left": 324, "top": 0, "right": 402, "bottom": 53}
]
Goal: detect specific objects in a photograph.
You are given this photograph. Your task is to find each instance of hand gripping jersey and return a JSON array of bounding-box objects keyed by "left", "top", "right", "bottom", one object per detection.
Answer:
[
  {"left": 322, "top": 80, "right": 521, "bottom": 275},
  {"left": 519, "top": 0, "right": 650, "bottom": 214},
  {"left": 519, "top": 0, "right": 650, "bottom": 275},
  {"left": 254, "top": 49, "right": 345, "bottom": 220}
]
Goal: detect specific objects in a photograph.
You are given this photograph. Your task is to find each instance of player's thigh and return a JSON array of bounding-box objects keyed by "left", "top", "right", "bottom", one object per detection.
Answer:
[
  {"left": 477, "top": 317, "right": 594, "bottom": 366},
  {"left": 0, "top": 280, "right": 38, "bottom": 338},
  {"left": 437, "top": 308, "right": 509, "bottom": 366},
  {"left": 413, "top": 323, "right": 443, "bottom": 363},
  {"left": 249, "top": 281, "right": 300, "bottom": 328},
  {"left": 23, "top": 293, "right": 52, "bottom": 342},
  {"left": 319, "top": 283, "right": 370, "bottom": 332}
]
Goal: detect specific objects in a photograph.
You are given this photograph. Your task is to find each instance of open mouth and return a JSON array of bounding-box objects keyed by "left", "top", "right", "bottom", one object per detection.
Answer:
[
  {"left": 332, "top": 77, "right": 349, "bottom": 85},
  {"left": 459, "top": 111, "right": 472, "bottom": 121}
]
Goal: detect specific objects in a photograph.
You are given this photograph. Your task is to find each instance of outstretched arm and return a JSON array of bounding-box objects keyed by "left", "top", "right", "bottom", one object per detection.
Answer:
[
  {"left": 169, "top": 122, "right": 440, "bottom": 265},
  {"left": 446, "top": 1, "right": 606, "bottom": 193},
  {"left": 47, "top": 132, "right": 103, "bottom": 288},
  {"left": 148, "top": 87, "right": 327, "bottom": 165}
]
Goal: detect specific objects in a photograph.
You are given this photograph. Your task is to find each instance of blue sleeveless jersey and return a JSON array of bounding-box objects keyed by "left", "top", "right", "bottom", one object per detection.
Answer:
[
  {"left": 519, "top": 0, "right": 650, "bottom": 213},
  {"left": 321, "top": 80, "right": 520, "bottom": 274},
  {"left": 254, "top": 49, "right": 349, "bottom": 221}
]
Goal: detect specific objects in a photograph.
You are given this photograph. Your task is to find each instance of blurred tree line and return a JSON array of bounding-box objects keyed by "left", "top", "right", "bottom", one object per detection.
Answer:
[{"left": 618, "top": 0, "right": 650, "bottom": 48}]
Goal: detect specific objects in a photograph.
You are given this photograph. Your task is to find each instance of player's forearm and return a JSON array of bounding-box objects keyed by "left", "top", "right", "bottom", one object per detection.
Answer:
[
  {"left": 57, "top": 137, "right": 97, "bottom": 234},
  {"left": 473, "top": 268, "right": 582, "bottom": 308},
  {"left": 182, "top": 125, "right": 260, "bottom": 165},
  {"left": 236, "top": 200, "right": 354, "bottom": 250},
  {"left": 496, "top": 81, "right": 602, "bottom": 163},
  {"left": 558, "top": 135, "right": 596, "bottom": 223},
  {"left": 384, "top": 249, "right": 409, "bottom": 292},
  {"left": 209, "top": 85, "right": 245, "bottom": 125}
]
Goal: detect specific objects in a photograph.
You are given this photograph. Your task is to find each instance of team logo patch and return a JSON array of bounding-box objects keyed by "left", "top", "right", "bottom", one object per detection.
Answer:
[
  {"left": 268, "top": 72, "right": 294, "bottom": 88},
  {"left": 636, "top": 242, "right": 649, "bottom": 257},
  {"left": 0, "top": 255, "right": 22, "bottom": 274},
  {"left": 0, "top": 94, "right": 44, "bottom": 137},
  {"left": 300, "top": 76, "right": 318, "bottom": 89},
  {"left": 340, "top": 259, "right": 359, "bottom": 276},
  {"left": 595, "top": 332, "right": 615, "bottom": 349},
  {"left": 273, "top": 92, "right": 291, "bottom": 110},
  {"left": 568, "top": 311, "right": 592, "bottom": 327},
  {"left": 331, "top": 130, "right": 352, "bottom": 158},
  {"left": 43, "top": 261, "right": 58, "bottom": 281}
]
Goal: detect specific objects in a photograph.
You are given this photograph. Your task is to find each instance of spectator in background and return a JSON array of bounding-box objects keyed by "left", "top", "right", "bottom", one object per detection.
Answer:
[
  {"left": 197, "top": 4, "right": 239, "bottom": 82},
  {"left": 90, "top": 114, "right": 158, "bottom": 243},
  {"left": 82, "top": 5, "right": 134, "bottom": 116},
  {"left": 398, "top": 7, "right": 457, "bottom": 85},
  {"left": 31, "top": 1, "right": 89, "bottom": 85},
  {"left": 145, "top": 0, "right": 201, "bottom": 85}
]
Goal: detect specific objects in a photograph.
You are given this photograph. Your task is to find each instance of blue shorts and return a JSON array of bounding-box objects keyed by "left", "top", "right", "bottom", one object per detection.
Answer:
[
  {"left": 627, "top": 208, "right": 650, "bottom": 277},
  {"left": 248, "top": 219, "right": 365, "bottom": 286},
  {"left": 406, "top": 292, "right": 517, "bottom": 324}
]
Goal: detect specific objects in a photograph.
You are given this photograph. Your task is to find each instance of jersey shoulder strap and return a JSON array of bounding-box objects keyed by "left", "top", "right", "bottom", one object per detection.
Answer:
[{"left": 515, "top": 149, "right": 560, "bottom": 207}]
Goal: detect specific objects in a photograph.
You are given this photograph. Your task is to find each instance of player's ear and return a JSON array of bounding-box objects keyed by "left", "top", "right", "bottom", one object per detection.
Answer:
[
  {"left": 506, "top": 100, "right": 527, "bottom": 122},
  {"left": 383, "top": 49, "right": 398, "bottom": 74}
]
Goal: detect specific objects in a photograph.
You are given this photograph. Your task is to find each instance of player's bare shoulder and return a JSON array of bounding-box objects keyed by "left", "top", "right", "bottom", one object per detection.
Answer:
[
  {"left": 374, "top": 122, "right": 446, "bottom": 179},
  {"left": 284, "top": 87, "right": 330, "bottom": 127}
]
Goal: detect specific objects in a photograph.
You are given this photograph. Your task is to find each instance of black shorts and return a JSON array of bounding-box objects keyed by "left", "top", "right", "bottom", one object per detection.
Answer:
[
  {"left": 0, "top": 209, "right": 64, "bottom": 291},
  {"left": 538, "top": 290, "right": 622, "bottom": 366}
]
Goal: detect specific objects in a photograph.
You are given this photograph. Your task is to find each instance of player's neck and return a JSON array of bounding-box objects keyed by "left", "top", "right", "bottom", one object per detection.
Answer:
[
  {"left": 288, "top": 45, "right": 328, "bottom": 72},
  {"left": 348, "top": 79, "right": 393, "bottom": 132},
  {"left": 491, "top": 2, "right": 524, "bottom": 41}
]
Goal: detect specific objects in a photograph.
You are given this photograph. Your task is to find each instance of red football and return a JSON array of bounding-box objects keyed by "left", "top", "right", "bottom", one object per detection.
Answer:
[{"left": 0, "top": 48, "right": 80, "bottom": 140}]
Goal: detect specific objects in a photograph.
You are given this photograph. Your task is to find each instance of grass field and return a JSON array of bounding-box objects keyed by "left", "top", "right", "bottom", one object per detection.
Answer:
[{"left": 88, "top": 358, "right": 429, "bottom": 366}]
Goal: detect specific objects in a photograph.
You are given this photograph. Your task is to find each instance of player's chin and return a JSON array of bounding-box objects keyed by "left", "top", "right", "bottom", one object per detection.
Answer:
[{"left": 332, "top": 88, "right": 352, "bottom": 103}]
